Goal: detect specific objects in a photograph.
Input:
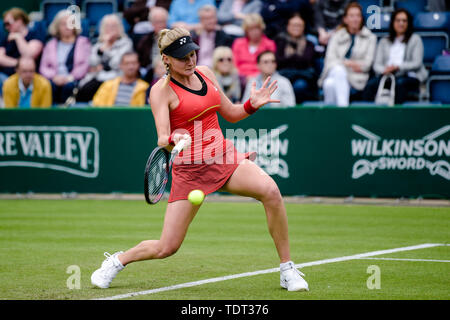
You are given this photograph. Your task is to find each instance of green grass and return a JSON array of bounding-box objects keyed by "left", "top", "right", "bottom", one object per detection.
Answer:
[{"left": 0, "top": 199, "right": 448, "bottom": 300}]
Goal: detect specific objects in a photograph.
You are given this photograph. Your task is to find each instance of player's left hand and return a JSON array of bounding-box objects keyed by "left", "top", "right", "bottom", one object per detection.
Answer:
[
  {"left": 172, "top": 133, "right": 192, "bottom": 150},
  {"left": 249, "top": 76, "right": 280, "bottom": 109}
]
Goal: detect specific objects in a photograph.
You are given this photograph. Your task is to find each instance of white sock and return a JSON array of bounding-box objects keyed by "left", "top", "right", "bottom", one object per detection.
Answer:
[
  {"left": 280, "top": 261, "right": 295, "bottom": 271},
  {"left": 114, "top": 254, "right": 125, "bottom": 269}
]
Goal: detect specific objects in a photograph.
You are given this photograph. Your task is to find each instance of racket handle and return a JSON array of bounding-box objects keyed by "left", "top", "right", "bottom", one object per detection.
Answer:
[{"left": 173, "top": 139, "right": 187, "bottom": 154}]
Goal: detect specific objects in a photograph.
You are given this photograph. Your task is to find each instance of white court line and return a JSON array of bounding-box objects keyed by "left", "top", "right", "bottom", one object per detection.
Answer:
[
  {"left": 358, "top": 257, "right": 450, "bottom": 263},
  {"left": 93, "top": 243, "right": 445, "bottom": 300}
]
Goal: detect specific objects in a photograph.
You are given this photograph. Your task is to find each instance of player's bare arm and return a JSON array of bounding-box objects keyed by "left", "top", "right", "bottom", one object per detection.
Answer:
[
  {"left": 149, "top": 79, "right": 181, "bottom": 150},
  {"left": 197, "top": 66, "right": 279, "bottom": 123}
]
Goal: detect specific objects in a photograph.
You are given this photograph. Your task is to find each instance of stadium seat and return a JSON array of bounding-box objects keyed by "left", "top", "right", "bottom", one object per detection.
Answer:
[
  {"left": 394, "top": 0, "right": 427, "bottom": 16},
  {"left": 301, "top": 101, "right": 327, "bottom": 107},
  {"left": 350, "top": 101, "right": 381, "bottom": 107},
  {"left": 124, "top": 0, "right": 136, "bottom": 9},
  {"left": 28, "top": 20, "right": 49, "bottom": 43},
  {"left": 0, "top": 21, "right": 5, "bottom": 43},
  {"left": 431, "top": 55, "right": 450, "bottom": 75},
  {"left": 122, "top": 17, "right": 131, "bottom": 34},
  {"left": 413, "top": 12, "right": 450, "bottom": 67},
  {"left": 414, "top": 12, "right": 450, "bottom": 32},
  {"left": 417, "top": 32, "right": 449, "bottom": 66},
  {"left": 427, "top": 76, "right": 450, "bottom": 104},
  {"left": 41, "top": 0, "right": 76, "bottom": 24},
  {"left": 402, "top": 101, "right": 442, "bottom": 107},
  {"left": 80, "top": 18, "right": 90, "bottom": 38},
  {"left": 426, "top": 55, "right": 450, "bottom": 104},
  {"left": 379, "top": 11, "right": 391, "bottom": 31},
  {"left": 82, "top": 0, "right": 117, "bottom": 27}
]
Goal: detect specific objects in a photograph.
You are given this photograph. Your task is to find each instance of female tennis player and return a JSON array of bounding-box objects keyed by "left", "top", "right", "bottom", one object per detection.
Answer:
[{"left": 91, "top": 27, "right": 308, "bottom": 292}]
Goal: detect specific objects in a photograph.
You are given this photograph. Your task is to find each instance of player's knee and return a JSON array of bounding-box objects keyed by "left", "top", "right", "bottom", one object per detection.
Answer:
[{"left": 262, "top": 181, "right": 282, "bottom": 204}]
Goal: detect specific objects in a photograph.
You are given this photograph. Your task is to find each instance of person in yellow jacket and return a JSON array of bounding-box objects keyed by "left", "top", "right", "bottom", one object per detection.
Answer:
[
  {"left": 3, "top": 57, "right": 52, "bottom": 108},
  {"left": 92, "top": 52, "right": 149, "bottom": 107}
]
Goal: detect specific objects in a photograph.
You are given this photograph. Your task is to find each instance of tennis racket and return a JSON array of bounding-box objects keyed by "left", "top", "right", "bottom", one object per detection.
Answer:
[{"left": 144, "top": 139, "right": 188, "bottom": 204}]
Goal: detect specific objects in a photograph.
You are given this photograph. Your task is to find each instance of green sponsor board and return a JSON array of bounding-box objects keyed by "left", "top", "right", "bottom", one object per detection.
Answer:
[
  {"left": 0, "top": 107, "right": 449, "bottom": 198},
  {"left": 221, "top": 107, "right": 450, "bottom": 199},
  {"left": 0, "top": 1, "right": 40, "bottom": 16},
  {"left": 0, "top": 109, "right": 155, "bottom": 193}
]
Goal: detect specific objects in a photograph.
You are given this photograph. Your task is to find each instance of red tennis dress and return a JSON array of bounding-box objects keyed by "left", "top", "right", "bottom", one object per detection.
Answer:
[{"left": 168, "top": 69, "right": 255, "bottom": 202}]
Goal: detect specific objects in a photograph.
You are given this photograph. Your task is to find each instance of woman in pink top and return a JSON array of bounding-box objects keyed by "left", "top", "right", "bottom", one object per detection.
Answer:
[
  {"left": 39, "top": 10, "right": 91, "bottom": 104},
  {"left": 231, "top": 13, "right": 276, "bottom": 82}
]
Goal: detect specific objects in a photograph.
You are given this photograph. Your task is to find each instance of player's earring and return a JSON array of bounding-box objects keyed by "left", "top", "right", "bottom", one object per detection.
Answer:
[{"left": 165, "top": 63, "right": 170, "bottom": 75}]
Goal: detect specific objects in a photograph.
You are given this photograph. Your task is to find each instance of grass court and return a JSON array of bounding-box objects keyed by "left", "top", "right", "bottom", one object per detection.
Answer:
[{"left": 0, "top": 199, "right": 448, "bottom": 300}]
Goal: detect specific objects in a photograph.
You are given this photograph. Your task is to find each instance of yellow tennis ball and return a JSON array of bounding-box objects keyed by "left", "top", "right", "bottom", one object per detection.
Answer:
[{"left": 188, "top": 190, "right": 205, "bottom": 205}]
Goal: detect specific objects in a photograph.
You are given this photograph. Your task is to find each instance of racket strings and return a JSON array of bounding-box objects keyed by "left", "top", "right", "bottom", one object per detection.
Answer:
[{"left": 146, "top": 150, "right": 169, "bottom": 202}]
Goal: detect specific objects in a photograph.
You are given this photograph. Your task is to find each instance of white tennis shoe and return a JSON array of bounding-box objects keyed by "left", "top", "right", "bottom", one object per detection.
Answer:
[
  {"left": 91, "top": 251, "right": 125, "bottom": 288},
  {"left": 280, "top": 261, "right": 309, "bottom": 292}
]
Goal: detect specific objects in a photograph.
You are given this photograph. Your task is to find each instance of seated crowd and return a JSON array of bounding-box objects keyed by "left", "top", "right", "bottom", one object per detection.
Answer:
[{"left": 0, "top": 0, "right": 447, "bottom": 109}]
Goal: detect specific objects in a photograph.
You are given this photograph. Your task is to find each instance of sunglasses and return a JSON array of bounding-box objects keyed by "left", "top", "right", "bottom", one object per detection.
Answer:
[
  {"left": 218, "top": 57, "right": 232, "bottom": 62},
  {"left": 260, "top": 59, "right": 276, "bottom": 64}
]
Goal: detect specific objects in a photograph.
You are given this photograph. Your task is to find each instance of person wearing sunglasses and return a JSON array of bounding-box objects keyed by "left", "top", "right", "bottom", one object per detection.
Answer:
[
  {"left": 0, "top": 8, "right": 43, "bottom": 99},
  {"left": 212, "top": 46, "right": 241, "bottom": 103}
]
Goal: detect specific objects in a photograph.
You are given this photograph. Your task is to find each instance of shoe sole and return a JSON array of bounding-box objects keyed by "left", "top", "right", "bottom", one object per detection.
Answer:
[{"left": 280, "top": 281, "right": 309, "bottom": 292}]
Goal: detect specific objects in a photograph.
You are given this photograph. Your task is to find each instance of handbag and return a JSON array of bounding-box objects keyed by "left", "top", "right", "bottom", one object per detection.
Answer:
[{"left": 375, "top": 73, "right": 395, "bottom": 106}]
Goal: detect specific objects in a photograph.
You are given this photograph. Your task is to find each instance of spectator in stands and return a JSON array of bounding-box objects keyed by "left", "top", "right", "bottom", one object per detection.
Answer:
[
  {"left": 0, "top": 8, "right": 44, "bottom": 97},
  {"left": 76, "top": 14, "right": 133, "bottom": 103},
  {"left": 318, "top": 2, "right": 376, "bottom": 107},
  {"left": 212, "top": 46, "right": 241, "bottom": 103},
  {"left": 217, "top": 0, "right": 262, "bottom": 37},
  {"left": 92, "top": 52, "right": 149, "bottom": 107},
  {"left": 167, "top": 0, "right": 215, "bottom": 31},
  {"left": 3, "top": 57, "right": 52, "bottom": 108},
  {"left": 150, "top": 57, "right": 166, "bottom": 87},
  {"left": 191, "top": 4, "right": 234, "bottom": 68},
  {"left": 123, "top": 0, "right": 172, "bottom": 34},
  {"left": 275, "top": 12, "right": 318, "bottom": 103},
  {"left": 136, "top": 6, "right": 169, "bottom": 83},
  {"left": 242, "top": 50, "right": 296, "bottom": 108},
  {"left": 260, "top": 0, "right": 314, "bottom": 40},
  {"left": 232, "top": 13, "right": 276, "bottom": 83},
  {"left": 362, "top": 9, "right": 428, "bottom": 105},
  {"left": 312, "top": 0, "right": 351, "bottom": 46},
  {"left": 144, "top": 57, "right": 167, "bottom": 104},
  {"left": 39, "top": 10, "right": 91, "bottom": 105}
]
